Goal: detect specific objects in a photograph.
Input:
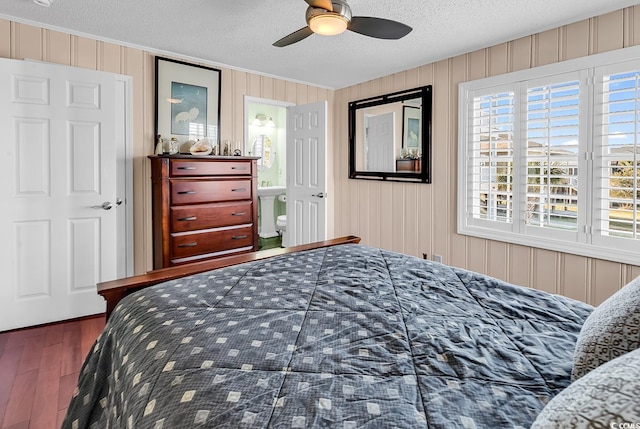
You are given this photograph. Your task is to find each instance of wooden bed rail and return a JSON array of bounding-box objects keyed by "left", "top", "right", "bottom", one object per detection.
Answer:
[{"left": 98, "top": 235, "right": 361, "bottom": 319}]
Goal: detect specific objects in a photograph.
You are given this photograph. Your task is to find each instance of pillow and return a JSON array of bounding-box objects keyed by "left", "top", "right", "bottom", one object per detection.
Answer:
[
  {"left": 531, "top": 347, "right": 640, "bottom": 428},
  {"left": 572, "top": 275, "right": 640, "bottom": 381}
]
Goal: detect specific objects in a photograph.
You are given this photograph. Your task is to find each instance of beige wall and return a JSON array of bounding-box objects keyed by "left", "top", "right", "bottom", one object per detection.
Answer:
[
  {"left": 0, "top": 18, "right": 334, "bottom": 276},
  {"left": 333, "top": 6, "right": 640, "bottom": 306},
  {"left": 2, "top": 7, "right": 639, "bottom": 306}
]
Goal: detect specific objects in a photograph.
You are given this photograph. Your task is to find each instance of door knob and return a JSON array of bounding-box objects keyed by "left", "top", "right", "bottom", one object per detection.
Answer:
[
  {"left": 92, "top": 199, "right": 123, "bottom": 210},
  {"left": 96, "top": 201, "right": 113, "bottom": 210},
  {"left": 312, "top": 192, "right": 326, "bottom": 198}
]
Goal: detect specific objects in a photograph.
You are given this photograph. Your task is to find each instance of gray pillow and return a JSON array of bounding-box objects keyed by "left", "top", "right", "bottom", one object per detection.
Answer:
[
  {"left": 532, "top": 347, "right": 640, "bottom": 428},
  {"left": 572, "top": 275, "right": 640, "bottom": 381}
]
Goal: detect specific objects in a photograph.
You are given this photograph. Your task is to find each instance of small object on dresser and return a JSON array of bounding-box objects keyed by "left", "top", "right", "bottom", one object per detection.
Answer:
[
  {"left": 155, "top": 135, "right": 164, "bottom": 155},
  {"left": 189, "top": 139, "right": 212, "bottom": 156},
  {"left": 233, "top": 148, "right": 242, "bottom": 156},
  {"left": 169, "top": 137, "right": 180, "bottom": 154}
]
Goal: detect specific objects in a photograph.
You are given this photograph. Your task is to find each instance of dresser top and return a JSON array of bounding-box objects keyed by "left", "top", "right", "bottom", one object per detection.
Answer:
[{"left": 149, "top": 155, "right": 260, "bottom": 161}]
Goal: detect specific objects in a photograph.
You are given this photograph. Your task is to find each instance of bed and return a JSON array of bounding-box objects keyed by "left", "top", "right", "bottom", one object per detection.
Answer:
[{"left": 62, "top": 236, "right": 640, "bottom": 428}]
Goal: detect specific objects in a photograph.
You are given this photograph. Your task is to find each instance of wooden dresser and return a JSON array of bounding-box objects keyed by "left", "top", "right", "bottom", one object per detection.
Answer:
[{"left": 149, "top": 155, "right": 259, "bottom": 268}]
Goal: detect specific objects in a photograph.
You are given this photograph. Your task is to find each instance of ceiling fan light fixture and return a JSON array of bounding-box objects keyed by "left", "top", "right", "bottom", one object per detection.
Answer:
[{"left": 309, "top": 14, "right": 348, "bottom": 36}]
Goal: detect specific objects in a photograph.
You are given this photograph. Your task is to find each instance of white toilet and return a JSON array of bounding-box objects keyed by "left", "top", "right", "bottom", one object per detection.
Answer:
[{"left": 276, "top": 194, "right": 288, "bottom": 247}]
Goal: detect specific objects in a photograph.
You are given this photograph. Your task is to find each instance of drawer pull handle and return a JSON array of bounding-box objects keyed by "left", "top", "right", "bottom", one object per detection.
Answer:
[
  {"left": 231, "top": 188, "right": 246, "bottom": 192},
  {"left": 231, "top": 212, "right": 247, "bottom": 216},
  {"left": 178, "top": 216, "right": 197, "bottom": 221},
  {"left": 177, "top": 191, "right": 196, "bottom": 195},
  {"left": 232, "top": 235, "right": 248, "bottom": 240},
  {"left": 231, "top": 166, "right": 247, "bottom": 170},
  {"left": 177, "top": 167, "right": 196, "bottom": 170},
  {"left": 178, "top": 242, "right": 198, "bottom": 247}
]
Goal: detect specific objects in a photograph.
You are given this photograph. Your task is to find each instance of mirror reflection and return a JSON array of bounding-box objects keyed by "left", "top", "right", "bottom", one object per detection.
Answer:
[{"left": 349, "top": 86, "right": 432, "bottom": 183}]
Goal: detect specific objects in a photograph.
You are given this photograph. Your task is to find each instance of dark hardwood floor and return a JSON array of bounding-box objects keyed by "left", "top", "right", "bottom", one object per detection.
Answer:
[{"left": 0, "top": 315, "right": 106, "bottom": 429}]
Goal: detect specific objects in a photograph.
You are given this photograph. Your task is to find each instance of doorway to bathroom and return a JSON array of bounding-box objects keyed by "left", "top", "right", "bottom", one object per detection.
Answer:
[
  {"left": 245, "top": 97, "right": 292, "bottom": 250},
  {"left": 244, "top": 96, "right": 328, "bottom": 250}
]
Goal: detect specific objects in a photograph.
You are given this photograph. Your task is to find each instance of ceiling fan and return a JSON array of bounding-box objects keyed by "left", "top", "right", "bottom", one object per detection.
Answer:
[{"left": 273, "top": 0, "right": 412, "bottom": 47}]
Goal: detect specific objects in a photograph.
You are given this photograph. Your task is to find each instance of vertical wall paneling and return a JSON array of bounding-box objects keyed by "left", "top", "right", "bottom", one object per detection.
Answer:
[
  {"left": 0, "top": 18, "right": 10, "bottom": 58},
  {"left": 404, "top": 184, "right": 419, "bottom": 257},
  {"left": 564, "top": 21, "right": 590, "bottom": 60},
  {"left": 632, "top": 7, "right": 640, "bottom": 46},
  {"left": 121, "top": 47, "right": 148, "bottom": 274},
  {"left": 227, "top": 70, "right": 243, "bottom": 144},
  {"left": 592, "top": 260, "right": 623, "bottom": 305},
  {"left": 323, "top": 87, "right": 335, "bottom": 237},
  {"left": 14, "top": 23, "right": 43, "bottom": 61},
  {"left": 510, "top": 37, "right": 532, "bottom": 72},
  {"left": 140, "top": 52, "right": 155, "bottom": 270},
  {"left": 489, "top": 43, "right": 509, "bottom": 76},
  {"left": 536, "top": 28, "right": 560, "bottom": 66},
  {"left": 467, "top": 49, "right": 488, "bottom": 81},
  {"left": 391, "top": 182, "right": 405, "bottom": 252},
  {"left": 379, "top": 182, "right": 394, "bottom": 249},
  {"left": 532, "top": 249, "right": 558, "bottom": 294},
  {"left": 487, "top": 241, "right": 508, "bottom": 281},
  {"left": 247, "top": 73, "right": 260, "bottom": 98},
  {"left": 98, "top": 41, "right": 122, "bottom": 75},
  {"left": 596, "top": 10, "right": 624, "bottom": 53},
  {"left": 508, "top": 244, "right": 532, "bottom": 288},
  {"left": 433, "top": 60, "right": 450, "bottom": 262},
  {"left": 562, "top": 254, "right": 589, "bottom": 303},
  {"left": 71, "top": 36, "right": 97, "bottom": 70},
  {"left": 46, "top": 30, "right": 71, "bottom": 65},
  {"left": 466, "top": 237, "right": 486, "bottom": 274},
  {"left": 449, "top": 54, "right": 467, "bottom": 269}
]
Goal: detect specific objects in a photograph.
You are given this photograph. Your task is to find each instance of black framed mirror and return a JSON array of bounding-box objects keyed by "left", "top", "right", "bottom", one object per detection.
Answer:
[{"left": 349, "top": 85, "right": 432, "bottom": 183}]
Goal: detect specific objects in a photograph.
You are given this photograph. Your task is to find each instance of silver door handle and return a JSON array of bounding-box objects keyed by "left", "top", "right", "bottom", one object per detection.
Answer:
[
  {"left": 93, "top": 199, "right": 122, "bottom": 210},
  {"left": 312, "top": 192, "right": 326, "bottom": 198},
  {"left": 94, "top": 201, "right": 113, "bottom": 210}
]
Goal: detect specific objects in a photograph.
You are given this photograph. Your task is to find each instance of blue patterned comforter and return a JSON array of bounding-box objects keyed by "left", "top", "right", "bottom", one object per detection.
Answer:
[{"left": 63, "top": 244, "right": 593, "bottom": 428}]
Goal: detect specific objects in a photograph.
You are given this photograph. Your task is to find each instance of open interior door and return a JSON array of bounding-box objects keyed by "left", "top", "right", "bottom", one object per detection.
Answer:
[{"left": 286, "top": 101, "right": 327, "bottom": 246}]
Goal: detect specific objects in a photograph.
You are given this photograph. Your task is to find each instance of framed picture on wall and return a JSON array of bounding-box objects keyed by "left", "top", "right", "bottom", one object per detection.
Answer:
[
  {"left": 155, "top": 56, "right": 221, "bottom": 149},
  {"left": 402, "top": 105, "right": 421, "bottom": 149}
]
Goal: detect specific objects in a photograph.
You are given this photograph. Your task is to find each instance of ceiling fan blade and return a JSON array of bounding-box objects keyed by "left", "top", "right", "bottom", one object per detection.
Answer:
[
  {"left": 348, "top": 16, "right": 412, "bottom": 39},
  {"left": 304, "top": 0, "right": 333, "bottom": 11},
  {"left": 273, "top": 26, "right": 314, "bottom": 47}
]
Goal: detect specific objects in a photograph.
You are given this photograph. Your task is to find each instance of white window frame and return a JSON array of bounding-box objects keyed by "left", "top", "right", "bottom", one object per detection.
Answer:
[{"left": 458, "top": 46, "right": 640, "bottom": 265}]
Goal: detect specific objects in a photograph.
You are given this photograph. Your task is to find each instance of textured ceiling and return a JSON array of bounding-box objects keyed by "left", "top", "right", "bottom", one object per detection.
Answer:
[{"left": 1, "top": 0, "right": 637, "bottom": 89}]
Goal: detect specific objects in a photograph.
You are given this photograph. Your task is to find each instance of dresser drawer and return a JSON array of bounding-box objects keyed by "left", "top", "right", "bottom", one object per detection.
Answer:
[
  {"left": 170, "top": 202, "right": 253, "bottom": 232},
  {"left": 171, "top": 225, "right": 254, "bottom": 259},
  {"left": 170, "top": 159, "right": 252, "bottom": 177},
  {"left": 171, "top": 179, "right": 252, "bottom": 204}
]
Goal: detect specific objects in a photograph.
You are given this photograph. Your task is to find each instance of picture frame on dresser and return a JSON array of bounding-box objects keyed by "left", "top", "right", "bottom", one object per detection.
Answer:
[{"left": 155, "top": 56, "right": 221, "bottom": 151}]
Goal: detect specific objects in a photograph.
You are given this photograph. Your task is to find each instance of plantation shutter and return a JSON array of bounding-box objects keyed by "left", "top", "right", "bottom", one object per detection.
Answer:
[
  {"left": 524, "top": 76, "right": 582, "bottom": 238},
  {"left": 467, "top": 88, "right": 515, "bottom": 229},
  {"left": 595, "top": 63, "right": 640, "bottom": 248}
]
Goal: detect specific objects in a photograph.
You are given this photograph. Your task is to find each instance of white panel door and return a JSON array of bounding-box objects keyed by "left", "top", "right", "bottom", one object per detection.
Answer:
[
  {"left": 366, "top": 112, "right": 395, "bottom": 172},
  {"left": 0, "top": 59, "right": 128, "bottom": 331},
  {"left": 286, "top": 101, "right": 327, "bottom": 247}
]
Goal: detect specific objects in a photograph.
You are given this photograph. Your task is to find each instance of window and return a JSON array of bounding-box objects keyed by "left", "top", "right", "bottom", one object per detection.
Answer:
[{"left": 458, "top": 48, "right": 640, "bottom": 265}]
